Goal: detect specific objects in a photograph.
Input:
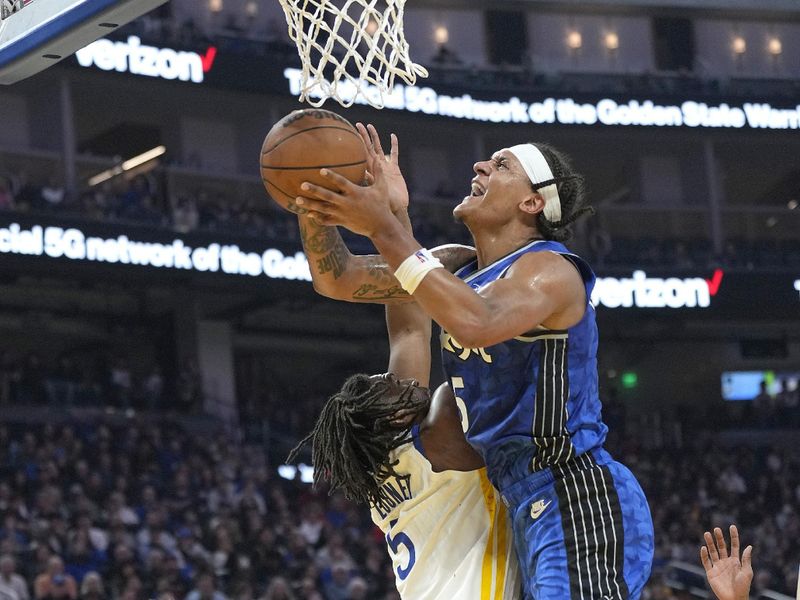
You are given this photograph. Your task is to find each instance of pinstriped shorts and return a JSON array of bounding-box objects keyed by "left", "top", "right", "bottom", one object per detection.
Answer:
[{"left": 501, "top": 449, "right": 654, "bottom": 600}]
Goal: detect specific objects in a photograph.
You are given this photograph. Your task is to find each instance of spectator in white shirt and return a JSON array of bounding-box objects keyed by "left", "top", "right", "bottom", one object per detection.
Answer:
[{"left": 0, "top": 556, "right": 28, "bottom": 600}]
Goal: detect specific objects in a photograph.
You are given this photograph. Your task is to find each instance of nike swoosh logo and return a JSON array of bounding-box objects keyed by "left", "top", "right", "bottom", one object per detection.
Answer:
[{"left": 530, "top": 500, "right": 552, "bottom": 520}]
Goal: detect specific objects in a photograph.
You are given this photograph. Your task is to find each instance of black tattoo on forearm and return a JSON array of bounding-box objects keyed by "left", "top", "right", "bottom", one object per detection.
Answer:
[
  {"left": 352, "top": 283, "right": 410, "bottom": 300},
  {"left": 364, "top": 256, "right": 395, "bottom": 284},
  {"left": 316, "top": 237, "right": 349, "bottom": 279},
  {"left": 300, "top": 223, "right": 340, "bottom": 254}
]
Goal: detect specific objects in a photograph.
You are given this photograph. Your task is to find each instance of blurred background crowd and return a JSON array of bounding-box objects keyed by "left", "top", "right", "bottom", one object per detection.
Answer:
[{"left": 0, "top": 415, "right": 795, "bottom": 600}]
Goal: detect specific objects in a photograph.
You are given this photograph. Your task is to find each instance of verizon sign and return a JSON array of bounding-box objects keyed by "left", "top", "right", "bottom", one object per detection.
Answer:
[
  {"left": 591, "top": 269, "right": 724, "bottom": 309},
  {"left": 75, "top": 36, "right": 217, "bottom": 83}
]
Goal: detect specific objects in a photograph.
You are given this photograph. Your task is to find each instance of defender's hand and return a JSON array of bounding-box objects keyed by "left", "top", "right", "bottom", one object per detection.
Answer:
[{"left": 700, "top": 525, "right": 753, "bottom": 600}]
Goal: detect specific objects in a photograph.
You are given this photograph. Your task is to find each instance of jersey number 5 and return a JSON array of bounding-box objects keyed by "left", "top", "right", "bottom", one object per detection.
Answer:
[
  {"left": 451, "top": 376, "right": 469, "bottom": 432},
  {"left": 386, "top": 519, "right": 416, "bottom": 580}
]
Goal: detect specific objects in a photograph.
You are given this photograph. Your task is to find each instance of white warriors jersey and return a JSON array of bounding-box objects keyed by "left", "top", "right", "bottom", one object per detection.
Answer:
[{"left": 370, "top": 441, "right": 521, "bottom": 600}]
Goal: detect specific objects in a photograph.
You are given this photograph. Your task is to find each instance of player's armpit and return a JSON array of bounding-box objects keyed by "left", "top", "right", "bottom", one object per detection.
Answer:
[{"left": 420, "top": 383, "right": 483, "bottom": 472}]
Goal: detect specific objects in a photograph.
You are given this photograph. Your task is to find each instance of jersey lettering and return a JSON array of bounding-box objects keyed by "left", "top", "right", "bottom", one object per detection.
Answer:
[
  {"left": 373, "top": 474, "right": 413, "bottom": 519},
  {"left": 440, "top": 331, "right": 493, "bottom": 363}
]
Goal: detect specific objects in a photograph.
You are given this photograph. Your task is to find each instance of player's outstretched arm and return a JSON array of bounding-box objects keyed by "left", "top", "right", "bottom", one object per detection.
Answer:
[
  {"left": 386, "top": 299, "right": 432, "bottom": 387},
  {"left": 385, "top": 282, "right": 482, "bottom": 472},
  {"left": 297, "top": 172, "right": 584, "bottom": 347},
  {"left": 700, "top": 525, "right": 753, "bottom": 600},
  {"left": 298, "top": 124, "right": 474, "bottom": 303}
]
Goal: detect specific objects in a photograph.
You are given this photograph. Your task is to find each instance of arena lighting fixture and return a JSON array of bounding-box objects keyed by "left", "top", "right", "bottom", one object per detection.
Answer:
[
  {"left": 88, "top": 145, "right": 167, "bottom": 186},
  {"left": 604, "top": 32, "right": 619, "bottom": 51},
  {"left": 567, "top": 30, "right": 582, "bottom": 50},
  {"left": 208, "top": 0, "right": 223, "bottom": 13},
  {"left": 433, "top": 25, "right": 449, "bottom": 46},
  {"left": 245, "top": 0, "right": 257, "bottom": 18},
  {"left": 767, "top": 37, "right": 782, "bottom": 56},
  {"left": 365, "top": 17, "right": 379, "bottom": 36},
  {"left": 732, "top": 35, "right": 746, "bottom": 55},
  {"left": 788, "top": 199, "right": 798, "bottom": 210}
]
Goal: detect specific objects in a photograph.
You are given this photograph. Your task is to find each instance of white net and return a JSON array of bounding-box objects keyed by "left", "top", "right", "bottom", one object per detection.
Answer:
[{"left": 278, "top": 0, "right": 428, "bottom": 109}]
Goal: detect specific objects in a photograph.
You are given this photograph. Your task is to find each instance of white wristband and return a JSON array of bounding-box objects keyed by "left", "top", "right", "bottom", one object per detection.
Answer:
[{"left": 394, "top": 248, "right": 444, "bottom": 294}]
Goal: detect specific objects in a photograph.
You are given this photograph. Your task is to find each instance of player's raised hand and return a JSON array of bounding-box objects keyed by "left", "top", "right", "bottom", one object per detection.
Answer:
[
  {"left": 296, "top": 157, "right": 396, "bottom": 238},
  {"left": 700, "top": 525, "right": 753, "bottom": 600},
  {"left": 356, "top": 122, "right": 409, "bottom": 214}
]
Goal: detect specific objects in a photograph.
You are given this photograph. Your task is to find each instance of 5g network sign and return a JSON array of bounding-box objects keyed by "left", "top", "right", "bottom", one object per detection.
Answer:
[
  {"left": 75, "top": 36, "right": 217, "bottom": 83},
  {"left": 0, "top": 222, "right": 311, "bottom": 281},
  {"left": 591, "top": 270, "right": 724, "bottom": 309},
  {"left": 283, "top": 67, "right": 800, "bottom": 131}
]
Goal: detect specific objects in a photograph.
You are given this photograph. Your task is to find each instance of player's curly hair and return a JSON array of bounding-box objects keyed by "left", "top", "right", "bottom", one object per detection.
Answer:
[
  {"left": 530, "top": 143, "right": 594, "bottom": 242},
  {"left": 286, "top": 373, "right": 430, "bottom": 506}
]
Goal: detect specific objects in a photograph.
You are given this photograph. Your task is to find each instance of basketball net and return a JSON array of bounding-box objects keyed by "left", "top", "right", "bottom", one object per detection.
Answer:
[{"left": 278, "top": 0, "right": 428, "bottom": 109}]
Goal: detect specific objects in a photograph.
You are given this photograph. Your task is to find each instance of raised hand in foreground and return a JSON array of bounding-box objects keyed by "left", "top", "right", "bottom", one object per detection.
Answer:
[{"left": 700, "top": 525, "right": 753, "bottom": 600}]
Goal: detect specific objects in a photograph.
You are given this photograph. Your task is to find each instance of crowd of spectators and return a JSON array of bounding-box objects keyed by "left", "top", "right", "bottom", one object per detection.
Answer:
[
  {"left": 122, "top": 8, "right": 800, "bottom": 104},
  {"left": 0, "top": 170, "right": 298, "bottom": 244},
  {"left": 0, "top": 414, "right": 795, "bottom": 600},
  {"left": 1, "top": 168, "right": 797, "bottom": 270},
  {"left": 593, "top": 236, "right": 800, "bottom": 270},
  {"left": 0, "top": 350, "right": 202, "bottom": 414}
]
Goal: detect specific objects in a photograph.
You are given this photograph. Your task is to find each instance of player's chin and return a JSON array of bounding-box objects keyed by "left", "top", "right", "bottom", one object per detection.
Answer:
[{"left": 453, "top": 199, "right": 470, "bottom": 223}]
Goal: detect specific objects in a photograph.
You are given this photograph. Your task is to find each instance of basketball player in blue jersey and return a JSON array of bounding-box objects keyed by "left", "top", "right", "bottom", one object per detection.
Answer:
[{"left": 293, "top": 125, "right": 655, "bottom": 599}]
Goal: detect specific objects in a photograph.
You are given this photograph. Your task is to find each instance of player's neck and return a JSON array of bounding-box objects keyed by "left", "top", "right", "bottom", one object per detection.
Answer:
[{"left": 472, "top": 227, "right": 543, "bottom": 269}]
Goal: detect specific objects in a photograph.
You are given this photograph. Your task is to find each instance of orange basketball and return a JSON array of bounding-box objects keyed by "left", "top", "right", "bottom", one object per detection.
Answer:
[{"left": 260, "top": 109, "right": 368, "bottom": 214}]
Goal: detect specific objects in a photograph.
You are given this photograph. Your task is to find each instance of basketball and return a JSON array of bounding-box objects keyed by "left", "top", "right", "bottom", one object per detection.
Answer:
[{"left": 260, "top": 109, "right": 368, "bottom": 214}]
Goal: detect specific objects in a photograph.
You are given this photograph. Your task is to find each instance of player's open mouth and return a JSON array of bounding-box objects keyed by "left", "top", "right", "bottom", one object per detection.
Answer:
[{"left": 467, "top": 181, "right": 485, "bottom": 199}]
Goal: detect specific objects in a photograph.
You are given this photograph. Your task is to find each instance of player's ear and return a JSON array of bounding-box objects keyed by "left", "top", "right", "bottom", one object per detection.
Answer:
[{"left": 518, "top": 191, "right": 545, "bottom": 216}]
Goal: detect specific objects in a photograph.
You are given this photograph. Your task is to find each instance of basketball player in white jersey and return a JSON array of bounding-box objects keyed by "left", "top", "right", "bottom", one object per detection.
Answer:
[
  {"left": 289, "top": 297, "right": 520, "bottom": 599},
  {"left": 288, "top": 125, "right": 519, "bottom": 599}
]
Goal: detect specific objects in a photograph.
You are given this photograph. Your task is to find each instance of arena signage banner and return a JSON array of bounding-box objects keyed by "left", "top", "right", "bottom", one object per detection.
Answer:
[
  {"left": 0, "top": 222, "right": 311, "bottom": 281},
  {"left": 0, "top": 218, "right": 797, "bottom": 315},
  {"left": 282, "top": 67, "right": 800, "bottom": 131},
  {"left": 591, "top": 269, "right": 724, "bottom": 309},
  {"left": 75, "top": 35, "right": 217, "bottom": 83}
]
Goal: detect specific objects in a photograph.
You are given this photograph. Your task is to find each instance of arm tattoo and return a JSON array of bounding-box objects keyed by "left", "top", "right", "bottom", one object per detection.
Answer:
[
  {"left": 300, "top": 223, "right": 339, "bottom": 254},
  {"left": 364, "top": 256, "right": 395, "bottom": 284},
  {"left": 352, "top": 283, "right": 410, "bottom": 300},
  {"left": 316, "top": 236, "right": 350, "bottom": 279}
]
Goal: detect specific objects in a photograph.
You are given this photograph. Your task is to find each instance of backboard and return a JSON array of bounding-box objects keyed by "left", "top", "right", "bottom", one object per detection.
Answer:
[{"left": 0, "top": 0, "right": 168, "bottom": 84}]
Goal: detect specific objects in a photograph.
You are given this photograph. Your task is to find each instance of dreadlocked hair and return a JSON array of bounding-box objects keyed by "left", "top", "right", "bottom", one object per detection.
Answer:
[
  {"left": 286, "top": 373, "right": 430, "bottom": 507},
  {"left": 530, "top": 143, "right": 595, "bottom": 242}
]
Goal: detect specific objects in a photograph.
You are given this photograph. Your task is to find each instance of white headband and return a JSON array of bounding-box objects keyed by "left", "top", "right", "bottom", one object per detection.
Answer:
[{"left": 507, "top": 144, "right": 562, "bottom": 223}]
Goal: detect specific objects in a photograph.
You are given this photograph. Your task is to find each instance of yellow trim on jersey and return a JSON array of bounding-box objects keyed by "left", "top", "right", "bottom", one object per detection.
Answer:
[{"left": 478, "top": 469, "right": 510, "bottom": 599}]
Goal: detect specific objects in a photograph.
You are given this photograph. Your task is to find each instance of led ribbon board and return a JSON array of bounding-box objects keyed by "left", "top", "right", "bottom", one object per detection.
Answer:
[{"left": 283, "top": 67, "right": 800, "bottom": 131}]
